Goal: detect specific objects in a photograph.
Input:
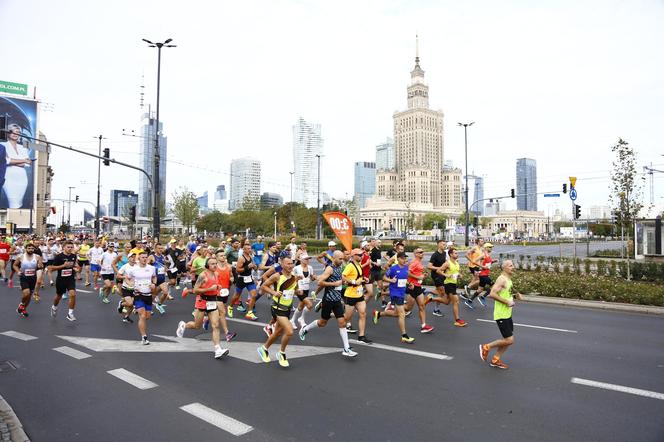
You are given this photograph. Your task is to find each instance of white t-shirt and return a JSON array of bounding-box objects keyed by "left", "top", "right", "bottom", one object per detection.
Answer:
[
  {"left": 88, "top": 247, "right": 104, "bottom": 265},
  {"left": 127, "top": 264, "right": 155, "bottom": 294},
  {"left": 100, "top": 252, "right": 117, "bottom": 275},
  {"left": 118, "top": 263, "right": 135, "bottom": 289},
  {"left": 294, "top": 264, "right": 313, "bottom": 290}
]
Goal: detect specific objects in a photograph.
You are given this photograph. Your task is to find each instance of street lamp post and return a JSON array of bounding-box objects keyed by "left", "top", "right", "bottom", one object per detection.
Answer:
[
  {"left": 273, "top": 211, "right": 277, "bottom": 240},
  {"left": 67, "top": 186, "right": 75, "bottom": 229},
  {"left": 315, "top": 154, "right": 321, "bottom": 240},
  {"left": 95, "top": 134, "right": 104, "bottom": 237},
  {"left": 458, "top": 122, "right": 474, "bottom": 247},
  {"left": 143, "top": 38, "right": 176, "bottom": 240}
]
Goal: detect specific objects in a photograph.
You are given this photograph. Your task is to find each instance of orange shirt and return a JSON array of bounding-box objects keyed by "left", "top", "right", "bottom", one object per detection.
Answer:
[{"left": 215, "top": 265, "right": 232, "bottom": 290}]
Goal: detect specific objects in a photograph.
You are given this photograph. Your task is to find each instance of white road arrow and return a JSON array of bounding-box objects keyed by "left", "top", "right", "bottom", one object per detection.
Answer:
[{"left": 56, "top": 334, "right": 341, "bottom": 364}]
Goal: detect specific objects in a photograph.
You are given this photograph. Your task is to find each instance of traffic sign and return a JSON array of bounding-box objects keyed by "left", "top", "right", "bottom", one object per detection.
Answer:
[
  {"left": 570, "top": 188, "right": 577, "bottom": 201},
  {"left": 544, "top": 193, "right": 560, "bottom": 197},
  {"left": 569, "top": 176, "right": 577, "bottom": 188}
]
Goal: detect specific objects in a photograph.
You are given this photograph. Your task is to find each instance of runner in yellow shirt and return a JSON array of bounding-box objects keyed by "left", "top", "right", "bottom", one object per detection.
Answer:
[{"left": 76, "top": 240, "right": 91, "bottom": 286}]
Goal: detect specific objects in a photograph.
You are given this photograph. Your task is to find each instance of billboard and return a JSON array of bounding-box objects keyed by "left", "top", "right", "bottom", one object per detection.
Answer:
[{"left": 0, "top": 95, "right": 38, "bottom": 209}]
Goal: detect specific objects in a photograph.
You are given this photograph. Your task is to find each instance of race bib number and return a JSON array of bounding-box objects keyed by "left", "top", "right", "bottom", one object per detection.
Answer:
[
  {"left": 243, "top": 275, "right": 253, "bottom": 283},
  {"left": 24, "top": 269, "right": 36, "bottom": 276},
  {"left": 452, "top": 273, "right": 459, "bottom": 281},
  {"left": 135, "top": 280, "right": 151, "bottom": 292},
  {"left": 397, "top": 279, "right": 407, "bottom": 288},
  {"left": 206, "top": 300, "right": 218, "bottom": 310},
  {"left": 220, "top": 288, "right": 229, "bottom": 296},
  {"left": 102, "top": 265, "right": 112, "bottom": 272},
  {"left": 257, "top": 250, "right": 263, "bottom": 256},
  {"left": 61, "top": 269, "right": 73, "bottom": 277},
  {"left": 281, "top": 290, "right": 294, "bottom": 301},
  {"left": 0, "top": 249, "right": 7, "bottom": 254},
  {"left": 357, "top": 286, "right": 364, "bottom": 295},
  {"left": 157, "top": 267, "right": 166, "bottom": 275},
  {"left": 298, "top": 279, "right": 310, "bottom": 290},
  {"left": 334, "top": 285, "right": 342, "bottom": 291}
]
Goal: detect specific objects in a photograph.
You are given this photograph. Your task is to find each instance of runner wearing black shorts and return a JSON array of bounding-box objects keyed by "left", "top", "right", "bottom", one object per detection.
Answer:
[
  {"left": 50, "top": 241, "right": 80, "bottom": 321},
  {"left": 426, "top": 240, "right": 447, "bottom": 316}
]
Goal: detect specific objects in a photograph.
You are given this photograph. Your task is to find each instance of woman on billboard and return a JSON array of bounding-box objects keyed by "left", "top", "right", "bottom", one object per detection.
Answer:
[{"left": 2, "top": 124, "right": 31, "bottom": 208}]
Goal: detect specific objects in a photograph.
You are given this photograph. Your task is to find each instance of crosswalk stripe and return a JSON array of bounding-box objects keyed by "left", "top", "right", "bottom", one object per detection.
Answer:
[
  {"left": 107, "top": 368, "right": 158, "bottom": 390},
  {"left": 571, "top": 377, "right": 664, "bottom": 401},
  {"left": 0, "top": 330, "right": 38, "bottom": 341},
  {"left": 180, "top": 402, "right": 253, "bottom": 436},
  {"left": 53, "top": 346, "right": 91, "bottom": 360}
]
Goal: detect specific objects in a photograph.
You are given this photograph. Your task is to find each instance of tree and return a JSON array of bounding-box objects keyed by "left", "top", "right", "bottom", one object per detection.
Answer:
[
  {"left": 609, "top": 138, "right": 645, "bottom": 279},
  {"left": 196, "top": 210, "right": 228, "bottom": 233},
  {"left": 421, "top": 213, "right": 447, "bottom": 230},
  {"left": 172, "top": 188, "right": 199, "bottom": 234}
]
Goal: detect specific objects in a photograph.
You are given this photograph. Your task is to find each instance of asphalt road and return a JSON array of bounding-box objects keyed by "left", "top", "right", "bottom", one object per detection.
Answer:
[{"left": 0, "top": 278, "right": 662, "bottom": 441}]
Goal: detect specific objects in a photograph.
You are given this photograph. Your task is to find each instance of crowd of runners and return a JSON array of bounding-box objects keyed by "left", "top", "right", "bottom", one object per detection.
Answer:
[{"left": 1, "top": 233, "right": 521, "bottom": 369}]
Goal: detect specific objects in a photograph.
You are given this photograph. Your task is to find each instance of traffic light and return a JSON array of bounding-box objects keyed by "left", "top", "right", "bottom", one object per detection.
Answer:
[
  {"left": 574, "top": 204, "right": 581, "bottom": 220},
  {"left": 129, "top": 206, "right": 136, "bottom": 222},
  {"left": 562, "top": 183, "right": 567, "bottom": 194},
  {"left": 510, "top": 188, "right": 515, "bottom": 198},
  {"left": 75, "top": 195, "right": 79, "bottom": 202},
  {"left": 103, "top": 148, "right": 110, "bottom": 166}
]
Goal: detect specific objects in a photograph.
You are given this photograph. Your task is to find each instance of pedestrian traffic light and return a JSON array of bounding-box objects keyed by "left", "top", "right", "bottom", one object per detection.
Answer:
[
  {"left": 574, "top": 204, "right": 581, "bottom": 220},
  {"left": 129, "top": 206, "right": 136, "bottom": 222},
  {"left": 510, "top": 188, "right": 515, "bottom": 198},
  {"left": 75, "top": 195, "right": 79, "bottom": 202},
  {"left": 562, "top": 183, "right": 567, "bottom": 194},
  {"left": 103, "top": 148, "right": 110, "bottom": 166}
]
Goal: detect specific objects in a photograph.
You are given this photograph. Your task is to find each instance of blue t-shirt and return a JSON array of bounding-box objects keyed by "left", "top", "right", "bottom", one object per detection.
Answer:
[
  {"left": 386, "top": 264, "right": 409, "bottom": 298},
  {"left": 251, "top": 242, "right": 265, "bottom": 266}
]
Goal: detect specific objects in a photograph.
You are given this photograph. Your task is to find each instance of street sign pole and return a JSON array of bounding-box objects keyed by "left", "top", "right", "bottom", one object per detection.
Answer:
[{"left": 569, "top": 176, "right": 577, "bottom": 263}]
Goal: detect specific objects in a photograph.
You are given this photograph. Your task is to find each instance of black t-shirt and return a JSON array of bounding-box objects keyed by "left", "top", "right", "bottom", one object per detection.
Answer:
[
  {"left": 429, "top": 251, "right": 447, "bottom": 281},
  {"left": 370, "top": 248, "right": 382, "bottom": 269},
  {"left": 52, "top": 253, "right": 77, "bottom": 279}
]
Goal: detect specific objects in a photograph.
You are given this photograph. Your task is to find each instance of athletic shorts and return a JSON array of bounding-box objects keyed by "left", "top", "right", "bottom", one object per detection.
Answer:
[
  {"left": 344, "top": 296, "right": 364, "bottom": 307},
  {"left": 235, "top": 282, "right": 256, "bottom": 293},
  {"left": 45, "top": 260, "right": 54, "bottom": 268},
  {"left": 370, "top": 268, "right": 382, "bottom": 283},
  {"left": 469, "top": 266, "right": 480, "bottom": 275},
  {"left": 216, "top": 295, "right": 229, "bottom": 304},
  {"left": 56, "top": 278, "right": 76, "bottom": 295},
  {"left": 390, "top": 296, "right": 405, "bottom": 306},
  {"left": 196, "top": 296, "right": 219, "bottom": 312},
  {"left": 167, "top": 270, "right": 178, "bottom": 280},
  {"left": 406, "top": 285, "right": 424, "bottom": 298},
  {"left": 271, "top": 306, "right": 291, "bottom": 318},
  {"left": 156, "top": 275, "right": 166, "bottom": 285},
  {"left": 77, "top": 260, "right": 88, "bottom": 268},
  {"left": 297, "top": 291, "right": 309, "bottom": 301},
  {"left": 134, "top": 294, "right": 153, "bottom": 312},
  {"left": 90, "top": 264, "right": 101, "bottom": 273},
  {"left": 20, "top": 276, "right": 37, "bottom": 291},
  {"left": 101, "top": 274, "right": 115, "bottom": 281},
  {"left": 321, "top": 299, "right": 345, "bottom": 320},
  {"left": 444, "top": 283, "right": 457, "bottom": 295},
  {"left": 479, "top": 276, "right": 492, "bottom": 288},
  {"left": 122, "top": 287, "right": 134, "bottom": 298},
  {"left": 496, "top": 317, "right": 514, "bottom": 338},
  {"left": 433, "top": 276, "right": 445, "bottom": 288}
]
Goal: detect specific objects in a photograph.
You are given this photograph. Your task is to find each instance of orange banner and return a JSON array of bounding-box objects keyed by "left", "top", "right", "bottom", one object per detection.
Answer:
[{"left": 323, "top": 212, "right": 353, "bottom": 251}]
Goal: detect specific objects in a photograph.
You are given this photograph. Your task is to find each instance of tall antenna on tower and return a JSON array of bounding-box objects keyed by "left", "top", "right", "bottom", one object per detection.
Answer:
[{"left": 139, "top": 73, "right": 145, "bottom": 110}]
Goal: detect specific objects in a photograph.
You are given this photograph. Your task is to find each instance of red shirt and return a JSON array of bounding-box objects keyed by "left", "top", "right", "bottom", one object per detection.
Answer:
[
  {"left": 0, "top": 242, "right": 10, "bottom": 261},
  {"left": 479, "top": 252, "right": 493, "bottom": 277},
  {"left": 408, "top": 259, "right": 424, "bottom": 286},
  {"left": 360, "top": 252, "right": 371, "bottom": 278},
  {"left": 215, "top": 266, "right": 232, "bottom": 290}
]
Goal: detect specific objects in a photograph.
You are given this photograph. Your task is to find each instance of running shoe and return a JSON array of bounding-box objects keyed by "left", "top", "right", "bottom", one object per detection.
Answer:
[
  {"left": 98, "top": 288, "right": 104, "bottom": 299},
  {"left": 225, "top": 332, "right": 237, "bottom": 342},
  {"left": 298, "top": 327, "right": 307, "bottom": 341},
  {"left": 420, "top": 324, "right": 434, "bottom": 334},
  {"left": 357, "top": 336, "right": 372, "bottom": 344},
  {"left": 341, "top": 348, "right": 358, "bottom": 358},
  {"left": 401, "top": 335, "right": 415, "bottom": 344},
  {"left": 141, "top": 336, "right": 150, "bottom": 345},
  {"left": 257, "top": 345, "right": 271, "bottom": 363},
  {"left": 51, "top": 305, "right": 57, "bottom": 317},
  {"left": 49, "top": 280, "right": 54, "bottom": 286},
  {"left": 237, "top": 304, "right": 247, "bottom": 313},
  {"left": 181, "top": 288, "right": 189, "bottom": 298},
  {"left": 298, "top": 317, "right": 306, "bottom": 329},
  {"left": 477, "top": 296, "right": 487, "bottom": 307},
  {"left": 117, "top": 300, "right": 124, "bottom": 314},
  {"left": 463, "top": 299, "right": 474, "bottom": 309},
  {"left": 290, "top": 320, "right": 298, "bottom": 330},
  {"left": 85, "top": 282, "right": 91, "bottom": 287},
  {"left": 490, "top": 357, "right": 509, "bottom": 369},
  {"left": 432, "top": 309, "right": 444, "bottom": 317},
  {"left": 122, "top": 316, "right": 134, "bottom": 323},
  {"left": 314, "top": 300, "right": 322, "bottom": 312},
  {"left": 424, "top": 293, "right": 434, "bottom": 305},
  {"left": 66, "top": 313, "right": 77, "bottom": 322},
  {"left": 155, "top": 303, "right": 166, "bottom": 315},
  {"left": 372, "top": 310, "right": 380, "bottom": 325},
  {"left": 94, "top": 284, "right": 99, "bottom": 291},
  {"left": 346, "top": 324, "right": 357, "bottom": 334},
  {"left": 16, "top": 306, "right": 28, "bottom": 317},
  {"left": 176, "top": 321, "right": 186, "bottom": 338},
  {"left": 33, "top": 294, "right": 40, "bottom": 302},
  {"left": 102, "top": 297, "right": 110, "bottom": 304},
  {"left": 263, "top": 324, "right": 273, "bottom": 337},
  {"left": 226, "top": 305, "right": 233, "bottom": 317},
  {"left": 462, "top": 285, "right": 470, "bottom": 300},
  {"left": 454, "top": 319, "right": 468, "bottom": 327},
  {"left": 203, "top": 317, "right": 210, "bottom": 331},
  {"left": 62, "top": 293, "right": 68, "bottom": 300},
  {"left": 214, "top": 347, "right": 230, "bottom": 359},
  {"left": 8, "top": 279, "right": 14, "bottom": 288},
  {"left": 277, "top": 351, "right": 289, "bottom": 368},
  {"left": 479, "top": 344, "right": 489, "bottom": 362},
  {"left": 245, "top": 311, "right": 258, "bottom": 321},
  {"left": 404, "top": 309, "right": 412, "bottom": 317}
]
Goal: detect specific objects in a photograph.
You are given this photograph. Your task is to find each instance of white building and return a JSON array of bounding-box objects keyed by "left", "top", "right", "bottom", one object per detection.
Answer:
[
  {"left": 589, "top": 205, "right": 611, "bottom": 219},
  {"left": 375, "top": 137, "right": 395, "bottom": 170},
  {"left": 229, "top": 158, "right": 261, "bottom": 211},
  {"left": 293, "top": 117, "right": 323, "bottom": 208},
  {"left": 138, "top": 111, "right": 167, "bottom": 217}
]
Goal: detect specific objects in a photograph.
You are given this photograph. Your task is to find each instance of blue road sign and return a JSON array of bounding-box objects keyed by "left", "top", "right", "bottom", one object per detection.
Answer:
[
  {"left": 544, "top": 193, "right": 560, "bottom": 197},
  {"left": 570, "top": 188, "right": 577, "bottom": 201}
]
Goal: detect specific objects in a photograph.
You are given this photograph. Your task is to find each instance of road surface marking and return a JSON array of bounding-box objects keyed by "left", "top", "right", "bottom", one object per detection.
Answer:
[
  {"left": 226, "top": 317, "right": 268, "bottom": 327},
  {"left": 180, "top": 403, "right": 253, "bottom": 436},
  {"left": 107, "top": 368, "right": 158, "bottom": 390},
  {"left": 0, "top": 331, "right": 38, "bottom": 341},
  {"left": 53, "top": 346, "right": 91, "bottom": 360},
  {"left": 77, "top": 289, "right": 93, "bottom": 293},
  {"left": 352, "top": 340, "right": 453, "bottom": 360},
  {"left": 475, "top": 318, "right": 578, "bottom": 333},
  {"left": 571, "top": 377, "right": 664, "bottom": 401}
]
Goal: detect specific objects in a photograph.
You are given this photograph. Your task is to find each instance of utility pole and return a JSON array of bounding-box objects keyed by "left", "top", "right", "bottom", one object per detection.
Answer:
[
  {"left": 95, "top": 134, "right": 103, "bottom": 237},
  {"left": 316, "top": 154, "right": 321, "bottom": 240},
  {"left": 67, "top": 186, "right": 75, "bottom": 229},
  {"left": 457, "top": 122, "right": 474, "bottom": 247}
]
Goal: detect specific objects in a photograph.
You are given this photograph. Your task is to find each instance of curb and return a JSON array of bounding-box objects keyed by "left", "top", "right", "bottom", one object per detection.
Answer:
[
  {"left": 0, "top": 395, "right": 29, "bottom": 442},
  {"left": 521, "top": 294, "right": 664, "bottom": 316}
]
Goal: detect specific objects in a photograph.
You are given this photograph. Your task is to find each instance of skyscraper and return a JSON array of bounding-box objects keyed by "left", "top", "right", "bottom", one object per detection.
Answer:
[
  {"left": 109, "top": 190, "right": 138, "bottom": 217},
  {"left": 354, "top": 162, "right": 376, "bottom": 209},
  {"left": 214, "top": 185, "right": 227, "bottom": 201},
  {"left": 197, "top": 191, "right": 209, "bottom": 210},
  {"left": 138, "top": 111, "right": 167, "bottom": 217},
  {"left": 516, "top": 158, "right": 537, "bottom": 211},
  {"left": 375, "top": 137, "right": 395, "bottom": 170},
  {"left": 293, "top": 117, "right": 323, "bottom": 208},
  {"left": 472, "top": 176, "right": 484, "bottom": 216},
  {"left": 229, "top": 158, "right": 261, "bottom": 211}
]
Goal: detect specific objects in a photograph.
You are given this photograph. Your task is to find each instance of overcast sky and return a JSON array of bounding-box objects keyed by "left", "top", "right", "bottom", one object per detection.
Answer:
[{"left": 2, "top": 0, "right": 663, "bottom": 223}]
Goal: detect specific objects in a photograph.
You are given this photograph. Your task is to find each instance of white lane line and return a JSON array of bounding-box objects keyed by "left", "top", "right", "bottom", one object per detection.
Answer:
[
  {"left": 475, "top": 318, "right": 578, "bottom": 333},
  {"left": 53, "top": 346, "right": 91, "bottom": 360},
  {"left": 352, "top": 340, "right": 453, "bottom": 360},
  {"left": 180, "top": 402, "right": 253, "bottom": 436},
  {"left": 571, "top": 377, "right": 664, "bottom": 401},
  {"left": 107, "top": 368, "right": 158, "bottom": 390},
  {"left": 77, "top": 289, "right": 93, "bottom": 293},
  {"left": 0, "top": 331, "right": 38, "bottom": 341},
  {"left": 226, "top": 317, "right": 268, "bottom": 327}
]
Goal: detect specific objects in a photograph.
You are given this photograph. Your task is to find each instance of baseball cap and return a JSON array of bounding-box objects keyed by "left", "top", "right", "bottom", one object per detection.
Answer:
[
  {"left": 396, "top": 251, "right": 408, "bottom": 259},
  {"left": 169, "top": 238, "right": 176, "bottom": 243},
  {"left": 328, "top": 241, "right": 336, "bottom": 247},
  {"left": 300, "top": 253, "right": 310, "bottom": 260},
  {"left": 484, "top": 242, "right": 494, "bottom": 248},
  {"left": 361, "top": 241, "right": 368, "bottom": 248}
]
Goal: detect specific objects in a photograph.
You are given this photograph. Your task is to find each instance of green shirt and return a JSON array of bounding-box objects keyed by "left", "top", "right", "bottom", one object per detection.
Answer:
[
  {"left": 192, "top": 256, "right": 207, "bottom": 276},
  {"left": 493, "top": 276, "right": 514, "bottom": 320}
]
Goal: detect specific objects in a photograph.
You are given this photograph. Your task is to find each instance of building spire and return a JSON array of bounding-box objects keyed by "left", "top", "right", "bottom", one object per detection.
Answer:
[{"left": 415, "top": 33, "right": 420, "bottom": 66}]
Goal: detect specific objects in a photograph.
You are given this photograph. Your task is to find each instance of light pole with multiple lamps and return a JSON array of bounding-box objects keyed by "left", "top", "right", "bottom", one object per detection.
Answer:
[
  {"left": 143, "top": 38, "right": 176, "bottom": 240},
  {"left": 458, "top": 121, "right": 474, "bottom": 247},
  {"left": 94, "top": 134, "right": 105, "bottom": 237}
]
